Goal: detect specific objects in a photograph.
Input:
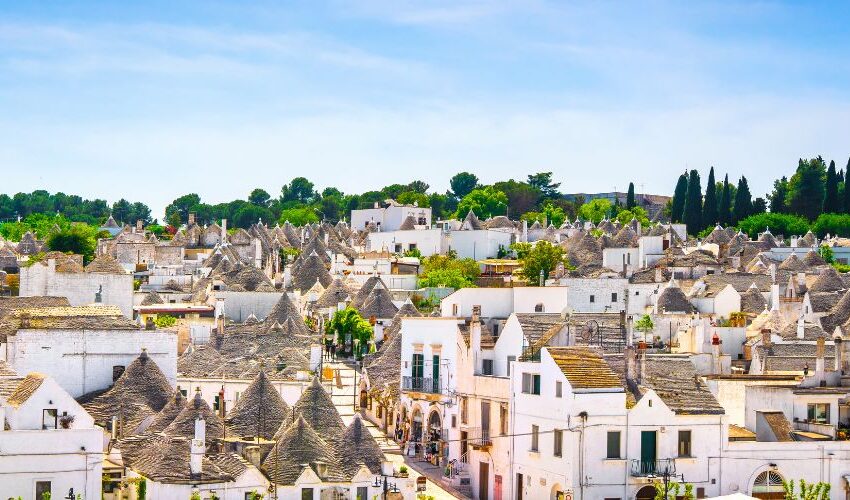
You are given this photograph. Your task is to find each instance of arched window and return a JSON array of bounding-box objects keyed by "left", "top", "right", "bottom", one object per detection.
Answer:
[
  {"left": 534, "top": 303, "right": 545, "bottom": 312},
  {"left": 752, "top": 470, "right": 785, "bottom": 499},
  {"left": 635, "top": 485, "right": 656, "bottom": 500}
]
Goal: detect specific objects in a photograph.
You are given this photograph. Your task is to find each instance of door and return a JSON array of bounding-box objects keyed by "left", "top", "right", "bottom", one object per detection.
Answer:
[
  {"left": 460, "top": 431, "right": 469, "bottom": 460},
  {"left": 412, "top": 353, "right": 424, "bottom": 389},
  {"left": 479, "top": 461, "right": 490, "bottom": 500},
  {"left": 433, "top": 354, "right": 440, "bottom": 392},
  {"left": 481, "top": 401, "right": 491, "bottom": 443},
  {"left": 516, "top": 473, "right": 523, "bottom": 500},
  {"left": 640, "top": 431, "right": 657, "bottom": 474}
]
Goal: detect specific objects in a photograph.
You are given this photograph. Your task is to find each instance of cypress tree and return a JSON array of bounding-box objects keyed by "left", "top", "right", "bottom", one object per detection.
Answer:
[
  {"left": 824, "top": 159, "right": 839, "bottom": 213},
  {"left": 626, "top": 182, "right": 636, "bottom": 209},
  {"left": 671, "top": 173, "right": 688, "bottom": 223},
  {"left": 844, "top": 157, "right": 850, "bottom": 214},
  {"left": 719, "top": 174, "right": 732, "bottom": 225},
  {"left": 702, "top": 167, "right": 718, "bottom": 228},
  {"left": 788, "top": 157, "right": 826, "bottom": 220},
  {"left": 683, "top": 169, "right": 702, "bottom": 235},
  {"left": 733, "top": 176, "right": 753, "bottom": 224}
]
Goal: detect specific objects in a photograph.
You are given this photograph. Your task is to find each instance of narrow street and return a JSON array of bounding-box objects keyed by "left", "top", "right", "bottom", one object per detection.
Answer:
[{"left": 324, "top": 361, "right": 463, "bottom": 500}]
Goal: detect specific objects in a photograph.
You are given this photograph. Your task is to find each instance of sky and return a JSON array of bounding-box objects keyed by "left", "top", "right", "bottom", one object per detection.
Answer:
[{"left": 2, "top": 1, "right": 850, "bottom": 219}]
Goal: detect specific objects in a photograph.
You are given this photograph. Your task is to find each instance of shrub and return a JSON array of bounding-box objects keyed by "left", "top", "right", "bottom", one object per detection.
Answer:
[
  {"left": 812, "top": 213, "right": 850, "bottom": 237},
  {"left": 736, "top": 212, "right": 809, "bottom": 239}
]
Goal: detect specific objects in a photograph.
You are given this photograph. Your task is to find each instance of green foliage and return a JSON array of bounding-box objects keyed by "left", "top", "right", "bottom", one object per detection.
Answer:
[
  {"left": 403, "top": 248, "right": 422, "bottom": 258},
  {"left": 733, "top": 176, "right": 753, "bottom": 224},
  {"left": 526, "top": 172, "right": 561, "bottom": 198},
  {"left": 397, "top": 191, "right": 430, "bottom": 207},
  {"left": 634, "top": 314, "right": 654, "bottom": 332},
  {"left": 419, "top": 254, "right": 480, "bottom": 289},
  {"left": 249, "top": 188, "right": 271, "bottom": 207},
  {"left": 782, "top": 478, "right": 831, "bottom": 500},
  {"left": 246, "top": 490, "right": 263, "bottom": 500},
  {"left": 626, "top": 182, "right": 636, "bottom": 210},
  {"left": 46, "top": 223, "right": 106, "bottom": 264},
  {"left": 279, "top": 247, "right": 300, "bottom": 266},
  {"left": 844, "top": 158, "right": 850, "bottom": 217},
  {"left": 279, "top": 206, "right": 319, "bottom": 226},
  {"left": 702, "top": 167, "right": 718, "bottom": 227},
  {"left": 769, "top": 176, "right": 789, "bottom": 214},
  {"left": 521, "top": 202, "right": 566, "bottom": 227},
  {"left": 138, "top": 477, "right": 147, "bottom": 500},
  {"left": 671, "top": 172, "right": 688, "bottom": 223},
  {"left": 281, "top": 177, "right": 318, "bottom": 204},
  {"left": 327, "top": 308, "right": 373, "bottom": 358},
  {"left": 811, "top": 213, "right": 850, "bottom": 237},
  {"left": 450, "top": 172, "right": 479, "bottom": 199},
  {"left": 819, "top": 245, "right": 834, "bottom": 264},
  {"left": 190, "top": 492, "right": 201, "bottom": 500},
  {"left": 146, "top": 224, "right": 166, "bottom": 237},
  {"left": 578, "top": 198, "right": 612, "bottom": 224},
  {"left": 516, "top": 241, "right": 565, "bottom": 284},
  {"left": 0, "top": 213, "right": 72, "bottom": 240},
  {"left": 824, "top": 160, "right": 840, "bottom": 213},
  {"left": 737, "top": 213, "right": 809, "bottom": 239},
  {"left": 0, "top": 189, "right": 137, "bottom": 224},
  {"left": 683, "top": 169, "right": 702, "bottom": 235},
  {"left": 154, "top": 315, "right": 177, "bottom": 328},
  {"left": 719, "top": 174, "right": 733, "bottom": 226},
  {"left": 614, "top": 206, "right": 650, "bottom": 227},
  {"left": 788, "top": 156, "right": 827, "bottom": 220},
  {"left": 456, "top": 186, "right": 508, "bottom": 219},
  {"left": 493, "top": 179, "right": 541, "bottom": 216}
]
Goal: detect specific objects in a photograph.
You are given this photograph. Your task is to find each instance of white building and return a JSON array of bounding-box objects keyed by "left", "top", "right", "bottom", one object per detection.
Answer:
[
  {"left": 440, "top": 287, "right": 569, "bottom": 320},
  {"left": 351, "top": 203, "right": 432, "bottom": 232},
  {"left": 0, "top": 367, "right": 103, "bottom": 499},
  {"left": 0, "top": 304, "right": 177, "bottom": 398}
]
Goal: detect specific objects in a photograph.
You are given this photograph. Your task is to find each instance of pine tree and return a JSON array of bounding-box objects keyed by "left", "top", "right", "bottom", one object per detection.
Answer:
[
  {"left": 702, "top": 167, "right": 718, "bottom": 228},
  {"left": 671, "top": 173, "right": 688, "bottom": 223},
  {"left": 683, "top": 169, "right": 702, "bottom": 235},
  {"left": 824, "top": 159, "right": 839, "bottom": 213},
  {"left": 626, "top": 182, "right": 636, "bottom": 209},
  {"left": 844, "top": 157, "right": 850, "bottom": 214},
  {"left": 719, "top": 174, "right": 732, "bottom": 225},
  {"left": 769, "top": 177, "right": 789, "bottom": 214},
  {"left": 733, "top": 176, "right": 753, "bottom": 224}
]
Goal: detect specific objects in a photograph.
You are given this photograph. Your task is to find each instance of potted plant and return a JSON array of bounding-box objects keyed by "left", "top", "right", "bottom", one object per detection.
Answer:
[{"left": 397, "top": 465, "right": 409, "bottom": 478}]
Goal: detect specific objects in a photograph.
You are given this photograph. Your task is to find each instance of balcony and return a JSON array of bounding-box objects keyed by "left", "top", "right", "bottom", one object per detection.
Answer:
[
  {"left": 465, "top": 427, "right": 493, "bottom": 450},
  {"left": 402, "top": 376, "right": 441, "bottom": 394},
  {"left": 630, "top": 458, "right": 675, "bottom": 477}
]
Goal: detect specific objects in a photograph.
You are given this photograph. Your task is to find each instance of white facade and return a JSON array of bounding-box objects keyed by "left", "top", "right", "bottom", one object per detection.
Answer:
[
  {"left": 2, "top": 327, "right": 177, "bottom": 398},
  {"left": 351, "top": 204, "right": 432, "bottom": 232},
  {"left": 20, "top": 259, "right": 135, "bottom": 317},
  {"left": 0, "top": 374, "right": 103, "bottom": 500},
  {"left": 440, "top": 287, "right": 569, "bottom": 319},
  {"left": 367, "top": 228, "right": 443, "bottom": 256}
]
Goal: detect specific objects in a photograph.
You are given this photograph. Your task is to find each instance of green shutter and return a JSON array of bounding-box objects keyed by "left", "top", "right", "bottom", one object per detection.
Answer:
[{"left": 533, "top": 375, "right": 541, "bottom": 395}]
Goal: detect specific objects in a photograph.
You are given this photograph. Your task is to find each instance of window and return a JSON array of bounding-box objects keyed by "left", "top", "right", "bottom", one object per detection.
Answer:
[
  {"left": 555, "top": 381, "right": 562, "bottom": 398},
  {"left": 521, "top": 373, "right": 541, "bottom": 395},
  {"left": 394, "top": 243, "right": 402, "bottom": 253},
  {"left": 611, "top": 292, "right": 617, "bottom": 302},
  {"left": 35, "top": 482, "right": 52, "bottom": 499},
  {"left": 678, "top": 430, "right": 692, "bottom": 457},
  {"left": 452, "top": 415, "right": 457, "bottom": 428},
  {"left": 635, "top": 291, "right": 640, "bottom": 296},
  {"left": 534, "top": 303, "right": 544, "bottom": 312},
  {"left": 180, "top": 388, "right": 188, "bottom": 397},
  {"left": 482, "top": 359, "right": 494, "bottom": 375},
  {"left": 606, "top": 431, "right": 621, "bottom": 459},
  {"left": 213, "top": 395, "right": 221, "bottom": 412},
  {"left": 301, "top": 488, "right": 314, "bottom": 500},
  {"left": 807, "top": 403, "right": 830, "bottom": 423},
  {"left": 356, "top": 486, "right": 369, "bottom": 500},
  {"left": 507, "top": 356, "right": 516, "bottom": 375},
  {"left": 409, "top": 243, "right": 417, "bottom": 250},
  {"left": 590, "top": 295, "right": 595, "bottom": 303},
  {"left": 500, "top": 404, "right": 508, "bottom": 435},
  {"left": 42, "top": 409, "right": 57, "bottom": 430},
  {"left": 461, "top": 397, "right": 469, "bottom": 424},
  {"left": 553, "top": 429, "right": 563, "bottom": 457},
  {"left": 531, "top": 425, "right": 539, "bottom": 451},
  {"left": 234, "top": 391, "right": 241, "bottom": 403}
]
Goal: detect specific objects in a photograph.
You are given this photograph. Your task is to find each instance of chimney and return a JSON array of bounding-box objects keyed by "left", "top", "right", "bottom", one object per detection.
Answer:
[
  {"left": 188, "top": 212, "right": 196, "bottom": 226},
  {"left": 816, "top": 337, "right": 826, "bottom": 386},
  {"left": 625, "top": 345, "right": 637, "bottom": 383},
  {"left": 521, "top": 220, "right": 528, "bottom": 243},
  {"left": 761, "top": 329, "right": 772, "bottom": 347},
  {"left": 770, "top": 284, "right": 780, "bottom": 311},
  {"left": 136, "top": 219, "right": 143, "bottom": 232},
  {"left": 245, "top": 445, "right": 262, "bottom": 467},
  {"left": 711, "top": 333, "right": 722, "bottom": 375},
  {"left": 626, "top": 314, "right": 634, "bottom": 347},
  {"left": 316, "top": 461, "right": 329, "bottom": 479},
  {"left": 221, "top": 219, "right": 228, "bottom": 244},
  {"left": 835, "top": 337, "right": 843, "bottom": 373},
  {"left": 145, "top": 317, "right": 155, "bottom": 330},
  {"left": 471, "top": 305, "right": 482, "bottom": 371},
  {"left": 797, "top": 272, "right": 806, "bottom": 287},
  {"left": 637, "top": 340, "right": 647, "bottom": 384},
  {"left": 110, "top": 415, "right": 119, "bottom": 440},
  {"left": 218, "top": 386, "right": 226, "bottom": 417},
  {"left": 254, "top": 239, "right": 262, "bottom": 268},
  {"left": 190, "top": 417, "right": 205, "bottom": 476},
  {"left": 309, "top": 343, "right": 322, "bottom": 372},
  {"left": 769, "top": 263, "right": 776, "bottom": 283},
  {"left": 797, "top": 316, "right": 805, "bottom": 340}
]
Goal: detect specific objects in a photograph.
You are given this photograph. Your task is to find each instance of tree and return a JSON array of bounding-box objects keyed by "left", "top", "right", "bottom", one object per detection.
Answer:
[
  {"left": 626, "top": 182, "right": 636, "bottom": 209},
  {"left": 493, "top": 180, "right": 541, "bottom": 216},
  {"left": 733, "top": 176, "right": 753, "bottom": 224},
  {"left": 248, "top": 188, "right": 271, "bottom": 207},
  {"left": 326, "top": 308, "right": 373, "bottom": 358},
  {"left": 46, "top": 224, "right": 104, "bottom": 264},
  {"left": 407, "top": 180, "right": 429, "bottom": 194},
  {"left": 682, "top": 169, "right": 702, "bottom": 235},
  {"left": 111, "top": 199, "right": 132, "bottom": 224},
  {"left": 788, "top": 157, "right": 826, "bottom": 220},
  {"left": 455, "top": 186, "right": 508, "bottom": 219},
  {"left": 753, "top": 197, "right": 767, "bottom": 214},
  {"left": 824, "top": 160, "right": 840, "bottom": 213},
  {"left": 719, "top": 174, "right": 732, "bottom": 225},
  {"left": 322, "top": 187, "right": 343, "bottom": 198},
  {"left": 278, "top": 207, "right": 319, "bottom": 226},
  {"left": 450, "top": 172, "right": 479, "bottom": 199},
  {"left": 769, "top": 176, "right": 789, "bottom": 214},
  {"left": 526, "top": 172, "right": 561, "bottom": 198},
  {"left": 233, "top": 204, "right": 270, "bottom": 228},
  {"left": 281, "top": 177, "right": 317, "bottom": 204},
  {"left": 418, "top": 268, "right": 475, "bottom": 289},
  {"left": 578, "top": 198, "right": 612, "bottom": 224},
  {"left": 397, "top": 191, "right": 430, "bottom": 207},
  {"left": 318, "top": 196, "right": 343, "bottom": 222},
  {"left": 164, "top": 193, "right": 201, "bottom": 224},
  {"left": 671, "top": 173, "right": 688, "bottom": 223},
  {"left": 781, "top": 478, "right": 830, "bottom": 500},
  {"left": 702, "top": 167, "right": 717, "bottom": 227},
  {"left": 634, "top": 314, "right": 654, "bottom": 335},
  {"left": 844, "top": 157, "right": 850, "bottom": 215},
  {"left": 736, "top": 212, "right": 809, "bottom": 239},
  {"left": 520, "top": 202, "right": 566, "bottom": 227},
  {"left": 419, "top": 254, "right": 480, "bottom": 288},
  {"left": 614, "top": 206, "right": 650, "bottom": 227},
  {"left": 516, "top": 241, "right": 565, "bottom": 284},
  {"left": 812, "top": 213, "right": 850, "bottom": 237}
]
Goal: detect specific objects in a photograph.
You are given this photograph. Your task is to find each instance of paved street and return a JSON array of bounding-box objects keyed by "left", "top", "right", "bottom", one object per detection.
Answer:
[{"left": 325, "top": 361, "right": 462, "bottom": 500}]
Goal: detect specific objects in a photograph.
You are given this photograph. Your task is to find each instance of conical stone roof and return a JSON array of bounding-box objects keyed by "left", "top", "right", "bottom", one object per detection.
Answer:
[{"left": 225, "top": 370, "right": 289, "bottom": 441}]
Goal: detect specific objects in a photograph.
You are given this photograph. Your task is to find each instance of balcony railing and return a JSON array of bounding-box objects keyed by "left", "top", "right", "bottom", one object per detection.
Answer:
[
  {"left": 402, "top": 376, "right": 441, "bottom": 394},
  {"left": 630, "top": 458, "right": 675, "bottom": 477}
]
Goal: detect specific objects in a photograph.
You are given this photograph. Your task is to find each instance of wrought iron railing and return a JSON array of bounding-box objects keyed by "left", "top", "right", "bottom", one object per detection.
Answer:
[
  {"left": 402, "top": 376, "right": 441, "bottom": 394},
  {"left": 630, "top": 458, "right": 675, "bottom": 477}
]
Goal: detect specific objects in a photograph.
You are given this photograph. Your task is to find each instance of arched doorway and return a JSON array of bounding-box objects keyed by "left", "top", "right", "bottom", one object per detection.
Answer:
[
  {"left": 426, "top": 409, "right": 443, "bottom": 464},
  {"left": 550, "top": 483, "right": 564, "bottom": 500},
  {"left": 636, "top": 485, "right": 656, "bottom": 500},
  {"left": 411, "top": 406, "right": 423, "bottom": 456},
  {"left": 752, "top": 470, "right": 785, "bottom": 499}
]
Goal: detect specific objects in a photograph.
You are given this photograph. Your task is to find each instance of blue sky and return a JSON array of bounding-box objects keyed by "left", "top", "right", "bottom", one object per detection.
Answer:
[{"left": 2, "top": 1, "right": 850, "bottom": 219}]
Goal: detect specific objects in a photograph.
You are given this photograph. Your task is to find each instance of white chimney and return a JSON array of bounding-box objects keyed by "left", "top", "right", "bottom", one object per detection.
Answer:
[
  {"left": 254, "top": 239, "right": 262, "bottom": 268},
  {"left": 835, "top": 337, "right": 843, "bottom": 373},
  {"left": 815, "top": 337, "right": 826, "bottom": 386},
  {"left": 471, "top": 305, "right": 482, "bottom": 372},
  {"left": 309, "top": 343, "right": 322, "bottom": 371},
  {"left": 769, "top": 263, "right": 776, "bottom": 283},
  {"left": 190, "top": 417, "right": 205, "bottom": 476},
  {"left": 221, "top": 219, "right": 228, "bottom": 244},
  {"left": 711, "top": 333, "right": 722, "bottom": 375},
  {"left": 770, "top": 284, "right": 780, "bottom": 311},
  {"left": 797, "top": 316, "right": 805, "bottom": 340}
]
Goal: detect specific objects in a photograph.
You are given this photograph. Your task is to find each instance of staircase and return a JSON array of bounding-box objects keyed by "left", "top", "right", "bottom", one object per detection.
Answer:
[{"left": 442, "top": 451, "right": 473, "bottom": 498}]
